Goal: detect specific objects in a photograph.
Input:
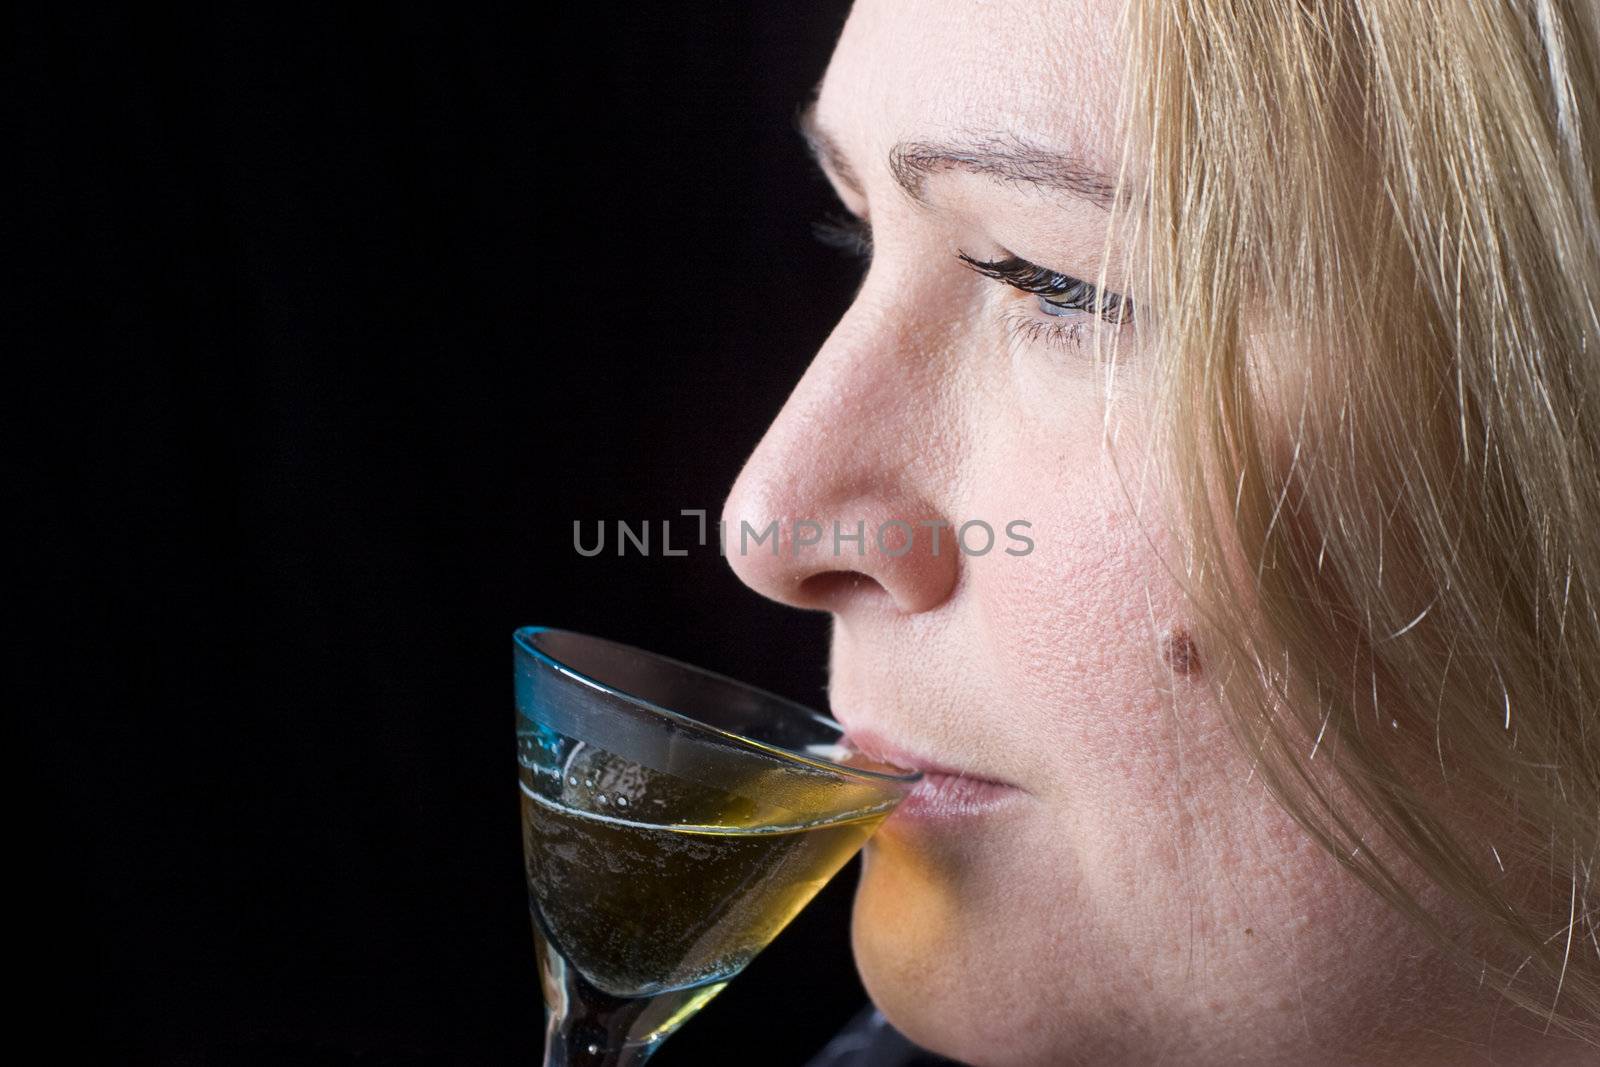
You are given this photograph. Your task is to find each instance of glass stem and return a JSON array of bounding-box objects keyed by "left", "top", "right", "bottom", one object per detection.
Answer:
[
  {"left": 538, "top": 935, "right": 662, "bottom": 1067},
  {"left": 541, "top": 1000, "right": 657, "bottom": 1067}
]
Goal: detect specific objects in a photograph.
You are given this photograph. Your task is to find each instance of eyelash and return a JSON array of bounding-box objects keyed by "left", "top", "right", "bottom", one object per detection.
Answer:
[
  {"left": 812, "top": 211, "right": 875, "bottom": 260},
  {"left": 811, "top": 212, "right": 1134, "bottom": 353}
]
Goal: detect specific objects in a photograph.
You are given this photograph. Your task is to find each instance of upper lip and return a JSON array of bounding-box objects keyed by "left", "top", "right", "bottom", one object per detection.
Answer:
[{"left": 837, "top": 721, "right": 1024, "bottom": 790}]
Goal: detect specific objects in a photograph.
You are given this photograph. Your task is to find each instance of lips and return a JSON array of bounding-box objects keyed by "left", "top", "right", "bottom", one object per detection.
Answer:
[{"left": 840, "top": 724, "right": 1028, "bottom": 823}]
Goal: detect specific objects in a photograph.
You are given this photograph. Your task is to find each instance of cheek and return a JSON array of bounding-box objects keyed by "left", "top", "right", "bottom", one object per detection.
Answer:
[
  {"left": 853, "top": 439, "right": 1455, "bottom": 1061},
  {"left": 964, "top": 443, "right": 1376, "bottom": 948},
  {"left": 971, "top": 448, "right": 1225, "bottom": 937},
  {"left": 968, "top": 439, "right": 1209, "bottom": 803}
]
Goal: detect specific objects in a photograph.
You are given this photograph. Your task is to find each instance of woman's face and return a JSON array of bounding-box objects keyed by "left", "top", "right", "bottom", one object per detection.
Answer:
[{"left": 721, "top": 2, "right": 1479, "bottom": 1064}]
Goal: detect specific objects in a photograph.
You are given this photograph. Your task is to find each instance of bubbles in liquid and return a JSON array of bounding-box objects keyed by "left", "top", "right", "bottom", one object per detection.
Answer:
[
  {"left": 521, "top": 775, "right": 890, "bottom": 997},
  {"left": 520, "top": 722, "right": 899, "bottom": 998}
]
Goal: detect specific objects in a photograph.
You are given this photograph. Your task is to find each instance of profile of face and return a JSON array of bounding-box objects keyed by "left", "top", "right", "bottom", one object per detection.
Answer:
[{"left": 720, "top": 3, "right": 1526, "bottom": 1066}]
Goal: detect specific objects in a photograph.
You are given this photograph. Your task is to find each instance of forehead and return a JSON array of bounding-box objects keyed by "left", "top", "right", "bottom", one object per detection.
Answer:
[{"left": 816, "top": 0, "right": 1125, "bottom": 178}]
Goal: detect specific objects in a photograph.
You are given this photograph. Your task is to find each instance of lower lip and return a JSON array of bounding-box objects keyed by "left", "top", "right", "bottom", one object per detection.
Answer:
[{"left": 889, "top": 770, "right": 1026, "bottom": 823}]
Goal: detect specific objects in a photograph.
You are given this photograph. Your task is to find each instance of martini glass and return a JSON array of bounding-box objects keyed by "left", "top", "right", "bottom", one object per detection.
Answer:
[{"left": 514, "top": 626, "right": 921, "bottom": 1067}]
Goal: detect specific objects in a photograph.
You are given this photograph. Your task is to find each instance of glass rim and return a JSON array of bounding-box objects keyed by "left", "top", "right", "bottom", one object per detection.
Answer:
[{"left": 514, "top": 625, "right": 922, "bottom": 785}]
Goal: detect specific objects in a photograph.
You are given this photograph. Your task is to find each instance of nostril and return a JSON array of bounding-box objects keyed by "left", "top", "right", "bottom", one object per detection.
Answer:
[{"left": 797, "top": 569, "right": 886, "bottom": 605}]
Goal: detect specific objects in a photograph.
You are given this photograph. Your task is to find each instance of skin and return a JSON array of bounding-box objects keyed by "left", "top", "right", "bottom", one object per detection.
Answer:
[{"left": 720, "top": 2, "right": 1591, "bottom": 1063}]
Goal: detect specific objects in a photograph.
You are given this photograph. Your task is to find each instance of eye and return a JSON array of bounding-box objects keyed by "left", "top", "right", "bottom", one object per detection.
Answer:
[
  {"left": 808, "top": 220, "right": 1132, "bottom": 357},
  {"left": 956, "top": 250, "right": 1133, "bottom": 354}
]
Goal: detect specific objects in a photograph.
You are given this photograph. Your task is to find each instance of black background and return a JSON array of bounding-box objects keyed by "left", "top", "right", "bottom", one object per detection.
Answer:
[{"left": 18, "top": 3, "right": 875, "bottom": 1062}]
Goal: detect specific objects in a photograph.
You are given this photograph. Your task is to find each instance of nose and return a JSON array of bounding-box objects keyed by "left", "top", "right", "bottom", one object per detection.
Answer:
[{"left": 720, "top": 301, "right": 961, "bottom": 616}]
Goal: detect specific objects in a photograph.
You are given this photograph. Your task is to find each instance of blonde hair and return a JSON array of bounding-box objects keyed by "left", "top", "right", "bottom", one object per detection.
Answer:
[{"left": 1102, "top": 0, "right": 1600, "bottom": 1043}]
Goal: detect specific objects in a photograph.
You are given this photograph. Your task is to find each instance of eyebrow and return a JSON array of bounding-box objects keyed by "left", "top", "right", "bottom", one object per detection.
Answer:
[{"left": 795, "top": 95, "right": 1117, "bottom": 212}]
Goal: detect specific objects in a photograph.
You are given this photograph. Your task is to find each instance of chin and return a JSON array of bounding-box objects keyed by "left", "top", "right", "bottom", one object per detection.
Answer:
[
  {"left": 848, "top": 832, "right": 1183, "bottom": 1067},
  {"left": 850, "top": 841, "right": 1078, "bottom": 1067}
]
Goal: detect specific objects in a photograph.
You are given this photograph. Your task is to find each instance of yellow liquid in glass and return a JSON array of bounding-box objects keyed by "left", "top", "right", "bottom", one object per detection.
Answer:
[{"left": 519, "top": 737, "right": 892, "bottom": 1000}]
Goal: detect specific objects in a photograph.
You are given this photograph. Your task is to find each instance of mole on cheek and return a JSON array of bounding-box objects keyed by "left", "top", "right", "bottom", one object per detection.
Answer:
[{"left": 1163, "top": 626, "right": 1201, "bottom": 677}]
